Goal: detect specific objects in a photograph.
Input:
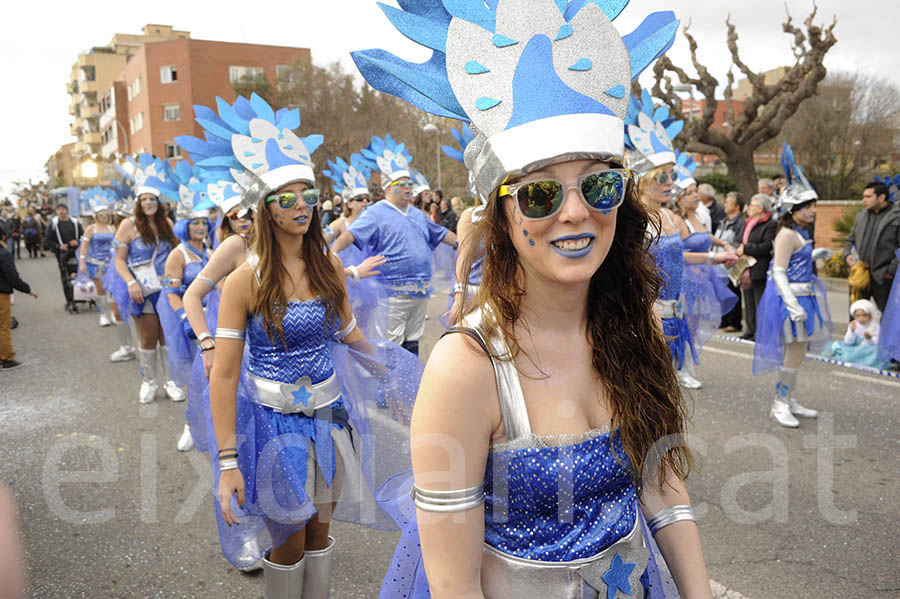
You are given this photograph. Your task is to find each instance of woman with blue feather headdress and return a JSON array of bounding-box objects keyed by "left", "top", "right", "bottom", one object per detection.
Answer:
[
  {"left": 354, "top": 1, "right": 712, "bottom": 597},
  {"left": 753, "top": 143, "right": 832, "bottom": 427},
  {"left": 77, "top": 187, "right": 118, "bottom": 328}
]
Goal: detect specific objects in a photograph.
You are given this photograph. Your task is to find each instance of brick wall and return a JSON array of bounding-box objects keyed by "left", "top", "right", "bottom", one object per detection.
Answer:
[{"left": 815, "top": 201, "right": 859, "bottom": 250}]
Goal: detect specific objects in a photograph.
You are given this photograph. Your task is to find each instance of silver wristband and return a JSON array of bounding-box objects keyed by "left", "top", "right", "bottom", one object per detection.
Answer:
[
  {"left": 412, "top": 483, "right": 485, "bottom": 512},
  {"left": 219, "top": 459, "right": 239, "bottom": 471},
  {"left": 216, "top": 328, "right": 245, "bottom": 341},
  {"left": 196, "top": 332, "right": 213, "bottom": 344},
  {"left": 198, "top": 274, "right": 217, "bottom": 289},
  {"left": 453, "top": 282, "right": 465, "bottom": 294},
  {"left": 647, "top": 504, "right": 696, "bottom": 536}
]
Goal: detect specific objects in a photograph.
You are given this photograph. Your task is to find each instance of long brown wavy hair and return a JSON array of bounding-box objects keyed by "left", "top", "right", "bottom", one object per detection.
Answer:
[
  {"left": 456, "top": 177, "right": 695, "bottom": 492},
  {"left": 133, "top": 197, "right": 177, "bottom": 248},
  {"left": 249, "top": 192, "right": 345, "bottom": 347}
]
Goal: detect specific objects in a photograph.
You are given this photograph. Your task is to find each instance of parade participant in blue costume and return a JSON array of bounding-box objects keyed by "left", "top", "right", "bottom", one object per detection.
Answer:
[
  {"left": 411, "top": 168, "right": 457, "bottom": 283},
  {"left": 753, "top": 143, "right": 831, "bottom": 428},
  {"left": 78, "top": 188, "right": 118, "bottom": 327},
  {"left": 104, "top": 178, "right": 139, "bottom": 362},
  {"left": 111, "top": 154, "right": 184, "bottom": 404},
  {"left": 331, "top": 135, "right": 458, "bottom": 356},
  {"left": 878, "top": 247, "right": 900, "bottom": 365},
  {"left": 354, "top": 1, "right": 712, "bottom": 597},
  {"left": 182, "top": 92, "right": 422, "bottom": 597},
  {"left": 628, "top": 89, "right": 735, "bottom": 390},
  {"left": 322, "top": 154, "right": 389, "bottom": 339},
  {"left": 156, "top": 161, "right": 215, "bottom": 451}
]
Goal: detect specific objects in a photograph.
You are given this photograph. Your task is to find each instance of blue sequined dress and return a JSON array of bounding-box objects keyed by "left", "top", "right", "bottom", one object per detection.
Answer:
[
  {"left": 878, "top": 248, "right": 900, "bottom": 363},
  {"left": 108, "top": 220, "right": 173, "bottom": 319},
  {"left": 86, "top": 229, "right": 115, "bottom": 280},
  {"left": 377, "top": 309, "right": 678, "bottom": 599},
  {"left": 649, "top": 228, "right": 696, "bottom": 370},
  {"left": 753, "top": 229, "right": 832, "bottom": 374},
  {"left": 682, "top": 229, "right": 738, "bottom": 352}
]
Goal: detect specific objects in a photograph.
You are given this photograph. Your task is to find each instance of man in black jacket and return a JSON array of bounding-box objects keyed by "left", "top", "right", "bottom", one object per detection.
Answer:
[
  {"left": 736, "top": 194, "right": 777, "bottom": 340},
  {"left": 1, "top": 229, "right": 38, "bottom": 369},
  {"left": 843, "top": 181, "right": 900, "bottom": 312},
  {"left": 716, "top": 192, "right": 746, "bottom": 331},
  {"left": 44, "top": 203, "right": 82, "bottom": 313}
]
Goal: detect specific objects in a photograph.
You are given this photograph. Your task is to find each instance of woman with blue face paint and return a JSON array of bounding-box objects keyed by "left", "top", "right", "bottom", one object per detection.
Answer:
[
  {"left": 355, "top": 1, "right": 713, "bottom": 597},
  {"left": 112, "top": 154, "right": 184, "bottom": 405}
]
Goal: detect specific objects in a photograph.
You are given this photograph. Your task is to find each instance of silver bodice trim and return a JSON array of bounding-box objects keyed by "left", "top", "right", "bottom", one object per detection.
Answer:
[
  {"left": 216, "top": 328, "right": 246, "bottom": 341},
  {"left": 411, "top": 483, "right": 485, "bottom": 513},
  {"left": 646, "top": 504, "right": 696, "bottom": 536}
]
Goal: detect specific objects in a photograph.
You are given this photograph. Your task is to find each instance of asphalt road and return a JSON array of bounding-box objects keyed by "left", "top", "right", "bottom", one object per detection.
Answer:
[{"left": 2, "top": 256, "right": 898, "bottom": 598}]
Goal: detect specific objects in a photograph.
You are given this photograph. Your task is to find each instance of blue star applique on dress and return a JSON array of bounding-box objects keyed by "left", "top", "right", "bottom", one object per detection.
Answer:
[
  {"left": 292, "top": 385, "right": 312, "bottom": 407},
  {"left": 601, "top": 554, "right": 636, "bottom": 598}
]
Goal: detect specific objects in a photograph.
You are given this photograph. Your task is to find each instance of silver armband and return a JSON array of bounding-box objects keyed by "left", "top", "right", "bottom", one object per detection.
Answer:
[
  {"left": 198, "top": 274, "right": 217, "bottom": 289},
  {"left": 647, "top": 505, "right": 696, "bottom": 536},
  {"left": 335, "top": 316, "right": 357, "bottom": 339},
  {"left": 216, "top": 328, "right": 246, "bottom": 341},
  {"left": 412, "top": 483, "right": 485, "bottom": 512},
  {"left": 347, "top": 265, "right": 360, "bottom": 282},
  {"left": 218, "top": 459, "right": 239, "bottom": 471},
  {"left": 453, "top": 282, "right": 465, "bottom": 294},
  {"left": 196, "top": 332, "right": 213, "bottom": 345}
]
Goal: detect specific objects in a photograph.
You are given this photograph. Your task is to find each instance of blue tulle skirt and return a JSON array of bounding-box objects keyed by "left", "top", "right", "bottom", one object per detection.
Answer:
[
  {"left": 186, "top": 288, "right": 223, "bottom": 455},
  {"left": 663, "top": 315, "right": 697, "bottom": 370},
  {"left": 338, "top": 245, "right": 391, "bottom": 339},
  {"left": 198, "top": 338, "right": 423, "bottom": 568},
  {"left": 431, "top": 244, "right": 456, "bottom": 284},
  {"left": 683, "top": 264, "right": 738, "bottom": 354},
  {"left": 878, "top": 262, "right": 900, "bottom": 362},
  {"left": 823, "top": 340, "right": 891, "bottom": 370},
  {"left": 155, "top": 290, "right": 196, "bottom": 387},
  {"left": 87, "top": 262, "right": 109, "bottom": 281},
  {"left": 376, "top": 470, "right": 679, "bottom": 599},
  {"left": 106, "top": 268, "right": 159, "bottom": 320},
  {"left": 753, "top": 276, "right": 832, "bottom": 375}
]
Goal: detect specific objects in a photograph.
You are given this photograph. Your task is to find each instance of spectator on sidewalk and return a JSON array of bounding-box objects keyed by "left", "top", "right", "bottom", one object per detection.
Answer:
[
  {"left": 735, "top": 193, "right": 777, "bottom": 340},
  {"left": 843, "top": 181, "right": 900, "bottom": 313},
  {"left": 22, "top": 207, "right": 43, "bottom": 258},
  {"left": 1, "top": 227, "right": 38, "bottom": 369},
  {"left": 698, "top": 183, "right": 726, "bottom": 234},
  {"left": 44, "top": 203, "right": 82, "bottom": 313},
  {"left": 716, "top": 191, "right": 746, "bottom": 332}
]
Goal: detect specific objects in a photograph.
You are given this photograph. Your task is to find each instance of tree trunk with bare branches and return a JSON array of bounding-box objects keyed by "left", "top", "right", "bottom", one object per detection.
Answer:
[{"left": 650, "top": 4, "right": 837, "bottom": 201}]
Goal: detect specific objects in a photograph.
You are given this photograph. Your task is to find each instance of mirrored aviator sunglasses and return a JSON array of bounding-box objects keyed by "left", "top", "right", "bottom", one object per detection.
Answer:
[
  {"left": 500, "top": 169, "right": 633, "bottom": 220},
  {"left": 265, "top": 189, "right": 321, "bottom": 209}
]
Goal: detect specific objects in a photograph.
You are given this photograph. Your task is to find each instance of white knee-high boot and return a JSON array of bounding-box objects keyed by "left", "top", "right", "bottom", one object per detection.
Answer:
[
  {"left": 263, "top": 555, "right": 305, "bottom": 599},
  {"left": 771, "top": 368, "right": 800, "bottom": 428},
  {"left": 138, "top": 348, "right": 158, "bottom": 404},
  {"left": 110, "top": 306, "right": 136, "bottom": 362},
  {"left": 303, "top": 537, "right": 335, "bottom": 599},
  {"left": 157, "top": 345, "right": 185, "bottom": 401}
]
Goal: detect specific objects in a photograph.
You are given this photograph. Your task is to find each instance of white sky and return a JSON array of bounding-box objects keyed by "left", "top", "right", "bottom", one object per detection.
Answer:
[{"left": 2, "top": 0, "right": 898, "bottom": 197}]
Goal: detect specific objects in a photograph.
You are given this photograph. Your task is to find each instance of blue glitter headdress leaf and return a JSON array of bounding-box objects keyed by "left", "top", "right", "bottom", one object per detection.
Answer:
[
  {"left": 779, "top": 142, "right": 817, "bottom": 210},
  {"left": 873, "top": 174, "right": 900, "bottom": 203},
  {"left": 410, "top": 169, "right": 431, "bottom": 195},
  {"left": 441, "top": 123, "right": 476, "bottom": 164},
  {"left": 673, "top": 149, "right": 697, "bottom": 191},
  {"left": 352, "top": 0, "right": 679, "bottom": 198},
  {"left": 624, "top": 88, "right": 683, "bottom": 173},
  {"left": 127, "top": 153, "right": 175, "bottom": 199},
  {"left": 165, "top": 160, "right": 214, "bottom": 220},
  {"left": 359, "top": 134, "right": 414, "bottom": 187},
  {"left": 323, "top": 154, "right": 372, "bottom": 199}
]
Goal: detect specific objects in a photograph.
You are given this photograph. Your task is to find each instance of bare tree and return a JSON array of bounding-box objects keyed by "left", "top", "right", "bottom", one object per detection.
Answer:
[
  {"left": 781, "top": 72, "right": 900, "bottom": 201},
  {"left": 650, "top": 3, "right": 837, "bottom": 200}
]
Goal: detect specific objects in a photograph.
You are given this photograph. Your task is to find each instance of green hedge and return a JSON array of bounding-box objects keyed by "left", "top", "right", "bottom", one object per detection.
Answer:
[{"left": 695, "top": 173, "right": 736, "bottom": 196}]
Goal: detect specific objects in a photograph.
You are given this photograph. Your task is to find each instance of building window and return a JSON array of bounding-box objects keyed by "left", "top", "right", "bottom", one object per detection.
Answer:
[
  {"left": 129, "top": 112, "right": 144, "bottom": 134},
  {"left": 165, "top": 143, "right": 183, "bottom": 159},
  {"left": 127, "top": 77, "right": 142, "bottom": 101},
  {"left": 229, "top": 65, "right": 264, "bottom": 83},
  {"left": 163, "top": 104, "right": 180, "bottom": 122},
  {"left": 160, "top": 65, "right": 178, "bottom": 84}
]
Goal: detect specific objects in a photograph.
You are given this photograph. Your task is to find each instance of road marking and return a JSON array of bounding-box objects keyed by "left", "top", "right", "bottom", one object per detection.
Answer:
[
  {"left": 704, "top": 346, "right": 752, "bottom": 360},
  {"left": 831, "top": 370, "right": 900, "bottom": 389},
  {"left": 710, "top": 579, "right": 752, "bottom": 598}
]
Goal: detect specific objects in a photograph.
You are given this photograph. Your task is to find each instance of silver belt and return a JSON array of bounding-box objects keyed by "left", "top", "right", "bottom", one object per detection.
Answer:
[
  {"left": 87, "top": 257, "right": 110, "bottom": 266},
  {"left": 249, "top": 372, "right": 341, "bottom": 416},
  {"left": 781, "top": 281, "right": 815, "bottom": 296},
  {"left": 654, "top": 297, "right": 685, "bottom": 319},
  {"left": 480, "top": 519, "right": 648, "bottom": 599},
  {"left": 391, "top": 280, "right": 431, "bottom": 295}
]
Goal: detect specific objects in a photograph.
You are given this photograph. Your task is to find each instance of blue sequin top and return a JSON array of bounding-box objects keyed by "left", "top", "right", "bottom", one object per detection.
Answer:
[
  {"left": 127, "top": 235, "right": 172, "bottom": 275},
  {"left": 786, "top": 233, "right": 814, "bottom": 283},
  {"left": 649, "top": 233, "right": 685, "bottom": 301},
  {"left": 483, "top": 430, "right": 638, "bottom": 561},
  {"left": 247, "top": 299, "right": 338, "bottom": 385},
  {"left": 682, "top": 231, "right": 712, "bottom": 254},
  {"left": 88, "top": 232, "right": 115, "bottom": 264}
]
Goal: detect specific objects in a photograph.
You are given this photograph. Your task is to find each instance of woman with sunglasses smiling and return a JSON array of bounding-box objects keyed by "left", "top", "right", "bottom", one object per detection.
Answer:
[{"left": 355, "top": 2, "right": 712, "bottom": 597}]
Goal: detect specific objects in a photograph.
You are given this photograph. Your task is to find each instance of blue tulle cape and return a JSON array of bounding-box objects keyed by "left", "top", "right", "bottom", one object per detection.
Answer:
[
  {"left": 877, "top": 249, "right": 900, "bottom": 362},
  {"left": 683, "top": 263, "right": 738, "bottom": 354}
]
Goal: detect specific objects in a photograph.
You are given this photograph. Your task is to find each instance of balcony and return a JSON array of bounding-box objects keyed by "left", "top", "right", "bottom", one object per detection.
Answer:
[
  {"left": 68, "top": 80, "right": 79, "bottom": 94},
  {"left": 80, "top": 79, "right": 98, "bottom": 94}
]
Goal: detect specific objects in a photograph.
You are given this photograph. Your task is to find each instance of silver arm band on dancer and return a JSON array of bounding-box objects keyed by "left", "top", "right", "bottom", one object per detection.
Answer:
[
  {"left": 412, "top": 483, "right": 485, "bottom": 512},
  {"left": 198, "top": 274, "right": 217, "bottom": 289},
  {"left": 647, "top": 504, "right": 696, "bottom": 536},
  {"left": 218, "top": 459, "right": 239, "bottom": 471},
  {"left": 216, "top": 328, "right": 246, "bottom": 341},
  {"left": 335, "top": 316, "right": 357, "bottom": 340}
]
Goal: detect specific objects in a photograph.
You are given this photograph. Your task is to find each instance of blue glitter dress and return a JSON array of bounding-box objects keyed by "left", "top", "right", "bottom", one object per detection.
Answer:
[
  {"left": 753, "top": 228, "right": 832, "bottom": 374},
  {"left": 682, "top": 229, "right": 738, "bottom": 353},
  {"left": 378, "top": 309, "right": 678, "bottom": 599},
  {"left": 878, "top": 248, "right": 900, "bottom": 362},
  {"left": 649, "top": 227, "right": 696, "bottom": 370},
  {"left": 86, "top": 229, "right": 115, "bottom": 280},
  {"left": 108, "top": 220, "right": 173, "bottom": 319}
]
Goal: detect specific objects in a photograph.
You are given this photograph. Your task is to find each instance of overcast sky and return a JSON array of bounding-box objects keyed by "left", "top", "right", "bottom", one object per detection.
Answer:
[{"left": 2, "top": 0, "right": 898, "bottom": 197}]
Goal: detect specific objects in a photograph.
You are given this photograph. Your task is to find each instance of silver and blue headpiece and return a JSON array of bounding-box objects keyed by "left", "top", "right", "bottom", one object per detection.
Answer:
[
  {"left": 167, "top": 160, "right": 214, "bottom": 221},
  {"left": 673, "top": 149, "right": 697, "bottom": 192},
  {"left": 625, "top": 88, "right": 683, "bottom": 174},
  {"left": 127, "top": 153, "right": 172, "bottom": 198},
  {"left": 873, "top": 174, "right": 900, "bottom": 203},
  {"left": 323, "top": 154, "right": 372, "bottom": 200},
  {"left": 352, "top": 0, "right": 678, "bottom": 199},
  {"left": 359, "top": 134, "right": 413, "bottom": 188},
  {"left": 779, "top": 142, "right": 817, "bottom": 211},
  {"left": 81, "top": 187, "right": 115, "bottom": 216},
  {"left": 201, "top": 181, "right": 247, "bottom": 216},
  {"left": 175, "top": 93, "right": 323, "bottom": 209},
  {"left": 411, "top": 169, "right": 431, "bottom": 196},
  {"left": 110, "top": 170, "right": 136, "bottom": 217},
  {"left": 442, "top": 123, "right": 481, "bottom": 201}
]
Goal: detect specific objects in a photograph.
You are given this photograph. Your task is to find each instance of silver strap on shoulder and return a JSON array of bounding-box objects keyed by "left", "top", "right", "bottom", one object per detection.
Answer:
[
  {"left": 248, "top": 252, "right": 262, "bottom": 285},
  {"left": 198, "top": 274, "right": 217, "bottom": 289},
  {"left": 462, "top": 307, "right": 531, "bottom": 443},
  {"left": 411, "top": 483, "right": 485, "bottom": 512},
  {"left": 216, "top": 328, "right": 246, "bottom": 341},
  {"left": 335, "top": 316, "right": 357, "bottom": 340},
  {"left": 646, "top": 504, "right": 696, "bottom": 536}
]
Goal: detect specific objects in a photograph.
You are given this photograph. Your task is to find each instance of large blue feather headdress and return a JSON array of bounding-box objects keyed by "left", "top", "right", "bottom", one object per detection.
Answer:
[
  {"left": 411, "top": 169, "right": 431, "bottom": 195},
  {"left": 81, "top": 187, "right": 115, "bottom": 216},
  {"left": 174, "top": 93, "right": 323, "bottom": 207},
  {"left": 167, "top": 160, "right": 214, "bottom": 221},
  {"left": 202, "top": 181, "right": 250, "bottom": 216},
  {"left": 779, "top": 142, "right": 817, "bottom": 211},
  {"left": 110, "top": 169, "right": 136, "bottom": 217},
  {"left": 873, "top": 174, "right": 900, "bottom": 203},
  {"left": 359, "top": 134, "right": 413, "bottom": 187},
  {"left": 673, "top": 149, "right": 697, "bottom": 192},
  {"left": 352, "top": 0, "right": 679, "bottom": 199},
  {"left": 127, "top": 153, "right": 172, "bottom": 198},
  {"left": 625, "top": 88, "right": 683, "bottom": 174},
  {"left": 323, "top": 154, "right": 372, "bottom": 200},
  {"left": 441, "top": 123, "right": 475, "bottom": 164}
]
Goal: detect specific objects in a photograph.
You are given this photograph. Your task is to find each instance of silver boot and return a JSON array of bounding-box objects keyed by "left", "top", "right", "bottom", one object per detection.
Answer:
[
  {"left": 263, "top": 554, "right": 305, "bottom": 599},
  {"left": 138, "top": 348, "right": 158, "bottom": 404},
  {"left": 303, "top": 536, "right": 335, "bottom": 599},
  {"left": 772, "top": 368, "right": 800, "bottom": 428},
  {"left": 158, "top": 345, "right": 185, "bottom": 401},
  {"left": 110, "top": 312, "right": 136, "bottom": 362}
]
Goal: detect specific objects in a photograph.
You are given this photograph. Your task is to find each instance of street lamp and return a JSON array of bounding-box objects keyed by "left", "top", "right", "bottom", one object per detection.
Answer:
[
  {"left": 80, "top": 159, "right": 98, "bottom": 179},
  {"left": 422, "top": 123, "right": 441, "bottom": 190},
  {"left": 672, "top": 83, "right": 696, "bottom": 120}
]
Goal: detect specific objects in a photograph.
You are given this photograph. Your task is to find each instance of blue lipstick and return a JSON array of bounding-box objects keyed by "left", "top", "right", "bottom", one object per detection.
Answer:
[{"left": 549, "top": 234, "right": 595, "bottom": 259}]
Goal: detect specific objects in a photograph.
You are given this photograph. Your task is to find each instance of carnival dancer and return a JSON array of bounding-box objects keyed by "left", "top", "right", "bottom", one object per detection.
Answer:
[
  {"left": 753, "top": 143, "right": 831, "bottom": 428},
  {"left": 354, "top": 1, "right": 712, "bottom": 597},
  {"left": 111, "top": 154, "right": 184, "bottom": 404},
  {"left": 78, "top": 188, "right": 118, "bottom": 327},
  {"left": 331, "top": 135, "right": 458, "bottom": 356},
  {"left": 627, "top": 89, "right": 736, "bottom": 390},
  {"left": 157, "top": 161, "right": 215, "bottom": 451},
  {"left": 104, "top": 180, "right": 139, "bottom": 362}
]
